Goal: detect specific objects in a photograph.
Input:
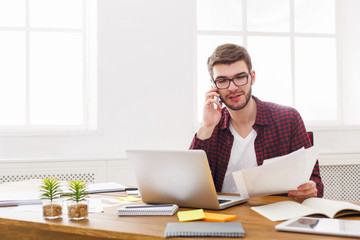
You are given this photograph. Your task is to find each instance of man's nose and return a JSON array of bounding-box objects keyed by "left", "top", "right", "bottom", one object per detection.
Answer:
[{"left": 228, "top": 80, "right": 238, "bottom": 90}]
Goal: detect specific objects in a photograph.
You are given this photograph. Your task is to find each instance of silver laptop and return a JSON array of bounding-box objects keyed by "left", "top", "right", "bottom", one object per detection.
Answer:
[{"left": 127, "top": 149, "right": 248, "bottom": 210}]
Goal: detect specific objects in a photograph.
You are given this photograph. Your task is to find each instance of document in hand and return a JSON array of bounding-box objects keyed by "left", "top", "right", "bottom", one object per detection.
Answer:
[
  {"left": 251, "top": 197, "right": 360, "bottom": 221},
  {"left": 232, "top": 147, "right": 318, "bottom": 198}
]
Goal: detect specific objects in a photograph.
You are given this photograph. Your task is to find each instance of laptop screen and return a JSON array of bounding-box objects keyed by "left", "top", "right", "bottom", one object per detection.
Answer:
[{"left": 127, "top": 149, "right": 247, "bottom": 209}]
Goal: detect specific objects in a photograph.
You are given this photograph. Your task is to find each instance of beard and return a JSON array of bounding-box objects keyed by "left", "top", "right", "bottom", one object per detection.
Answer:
[{"left": 220, "top": 87, "right": 252, "bottom": 111}]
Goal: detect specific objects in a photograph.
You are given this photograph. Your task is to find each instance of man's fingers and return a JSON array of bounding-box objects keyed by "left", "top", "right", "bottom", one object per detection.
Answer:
[
  {"left": 205, "top": 90, "right": 219, "bottom": 101},
  {"left": 205, "top": 98, "right": 221, "bottom": 111},
  {"left": 298, "top": 181, "right": 316, "bottom": 191},
  {"left": 288, "top": 181, "right": 318, "bottom": 201}
]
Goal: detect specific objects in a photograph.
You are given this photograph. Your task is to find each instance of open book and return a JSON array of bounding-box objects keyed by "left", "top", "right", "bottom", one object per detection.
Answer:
[{"left": 251, "top": 197, "right": 360, "bottom": 221}]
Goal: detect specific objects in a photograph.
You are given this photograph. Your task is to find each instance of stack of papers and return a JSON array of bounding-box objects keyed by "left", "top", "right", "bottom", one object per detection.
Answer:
[
  {"left": 0, "top": 179, "right": 43, "bottom": 206},
  {"left": 0, "top": 199, "right": 41, "bottom": 207}
]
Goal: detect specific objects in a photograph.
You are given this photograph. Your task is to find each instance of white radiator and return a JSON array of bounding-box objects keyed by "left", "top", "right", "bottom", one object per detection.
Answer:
[
  {"left": 0, "top": 158, "right": 136, "bottom": 186},
  {"left": 0, "top": 172, "right": 96, "bottom": 184},
  {"left": 0, "top": 159, "right": 108, "bottom": 184},
  {"left": 319, "top": 153, "right": 360, "bottom": 201}
]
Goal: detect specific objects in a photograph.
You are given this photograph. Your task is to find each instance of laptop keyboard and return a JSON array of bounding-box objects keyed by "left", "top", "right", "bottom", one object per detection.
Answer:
[{"left": 218, "top": 199, "right": 231, "bottom": 204}]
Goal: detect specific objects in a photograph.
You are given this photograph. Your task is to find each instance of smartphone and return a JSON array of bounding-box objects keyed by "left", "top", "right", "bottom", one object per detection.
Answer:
[
  {"left": 215, "top": 96, "right": 223, "bottom": 109},
  {"left": 216, "top": 96, "right": 220, "bottom": 104},
  {"left": 212, "top": 83, "right": 222, "bottom": 108}
]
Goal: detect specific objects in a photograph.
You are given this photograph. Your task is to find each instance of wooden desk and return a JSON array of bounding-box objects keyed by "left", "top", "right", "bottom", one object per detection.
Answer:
[{"left": 0, "top": 193, "right": 359, "bottom": 240}]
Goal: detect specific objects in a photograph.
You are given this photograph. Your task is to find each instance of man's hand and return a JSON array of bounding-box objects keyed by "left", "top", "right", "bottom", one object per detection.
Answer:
[
  {"left": 288, "top": 180, "right": 318, "bottom": 201},
  {"left": 196, "top": 87, "right": 222, "bottom": 140}
]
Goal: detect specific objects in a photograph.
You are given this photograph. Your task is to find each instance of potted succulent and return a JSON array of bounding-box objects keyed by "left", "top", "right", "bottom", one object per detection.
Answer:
[
  {"left": 40, "top": 177, "right": 63, "bottom": 219},
  {"left": 66, "top": 180, "right": 89, "bottom": 220}
]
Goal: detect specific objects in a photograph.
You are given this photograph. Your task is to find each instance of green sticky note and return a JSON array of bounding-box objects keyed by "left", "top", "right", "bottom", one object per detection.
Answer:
[{"left": 177, "top": 209, "right": 205, "bottom": 222}]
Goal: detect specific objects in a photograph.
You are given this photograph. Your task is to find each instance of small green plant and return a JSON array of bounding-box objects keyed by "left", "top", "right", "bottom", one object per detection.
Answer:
[
  {"left": 66, "top": 180, "right": 89, "bottom": 203},
  {"left": 40, "top": 177, "right": 62, "bottom": 202}
]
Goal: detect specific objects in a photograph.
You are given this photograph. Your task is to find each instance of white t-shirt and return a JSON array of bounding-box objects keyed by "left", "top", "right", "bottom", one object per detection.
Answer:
[{"left": 221, "top": 124, "right": 258, "bottom": 193}]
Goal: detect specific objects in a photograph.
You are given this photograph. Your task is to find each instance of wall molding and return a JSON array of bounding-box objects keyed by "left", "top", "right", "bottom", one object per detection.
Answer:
[
  {"left": 319, "top": 152, "right": 360, "bottom": 166},
  {"left": 0, "top": 154, "right": 127, "bottom": 163}
]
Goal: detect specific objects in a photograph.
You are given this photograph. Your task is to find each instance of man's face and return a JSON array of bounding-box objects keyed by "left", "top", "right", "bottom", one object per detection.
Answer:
[{"left": 212, "top": 60, "right": 254, "bottom": 111}]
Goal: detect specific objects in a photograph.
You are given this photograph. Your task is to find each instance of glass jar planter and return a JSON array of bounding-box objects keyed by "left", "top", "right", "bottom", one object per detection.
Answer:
[
  {"left": 42, "top": 199, "right": 63, "bottom": 219},
  {"left": 67, "top": 200, "right": 89, "bottom": 220}
]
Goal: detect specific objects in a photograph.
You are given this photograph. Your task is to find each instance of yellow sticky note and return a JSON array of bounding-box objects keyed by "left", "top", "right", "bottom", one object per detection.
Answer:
[
  {"left": 119, "top": 196, "right": 142, "bottom": 202},
  {"left": 177, "top": 209, "right": 205, "bottom": 222},
  {"left": 204, "top": 212, "right": 237, "bottom": 222}
]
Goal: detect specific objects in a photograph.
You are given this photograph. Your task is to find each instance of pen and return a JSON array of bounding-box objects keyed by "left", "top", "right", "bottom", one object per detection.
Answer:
[{"left": 125, "top": 204, "right": 174, "bottom": 209}]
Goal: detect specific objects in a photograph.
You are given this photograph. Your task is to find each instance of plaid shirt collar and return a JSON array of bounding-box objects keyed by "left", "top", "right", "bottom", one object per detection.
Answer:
[{"left": 218, "top": 95, "right": 271, "bottom": 131}]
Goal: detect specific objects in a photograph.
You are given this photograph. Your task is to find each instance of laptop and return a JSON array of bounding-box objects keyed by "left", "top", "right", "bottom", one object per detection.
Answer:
[{"left": 126, "top": 149, "right": 248, "bottom": 210}]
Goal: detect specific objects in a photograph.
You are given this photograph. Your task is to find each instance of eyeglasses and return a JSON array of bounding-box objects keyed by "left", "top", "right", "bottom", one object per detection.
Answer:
[{"left": 213, "top": 73, "right": 250, "bottom": 90}]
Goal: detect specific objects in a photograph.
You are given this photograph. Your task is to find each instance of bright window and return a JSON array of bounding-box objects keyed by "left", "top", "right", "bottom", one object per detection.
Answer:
[
  {"left": 0, "top": 0, "right": 97, "bottom": 131},
  {"left": 197, "top": 0, "right": 342, "bottom": 126}
]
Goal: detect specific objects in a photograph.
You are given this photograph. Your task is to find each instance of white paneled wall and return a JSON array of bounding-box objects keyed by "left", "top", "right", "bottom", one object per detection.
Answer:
[{"left": 107, "top": 159, "right": 137, "bottom": 186}]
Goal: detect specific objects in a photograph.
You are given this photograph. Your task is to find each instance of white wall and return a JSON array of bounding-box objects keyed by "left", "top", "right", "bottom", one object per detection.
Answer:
[
  {"left": 0, "top": 0, "right": 196, "bottom": 160},
  {"left": 342, "top": 0, "right": 360, "bottom": 125},
  {"left": 310, "top": 0, "right": 360, "bottom": 156},
  {"left": 0, "top": 0, "right": 360, "bottom": 162}
]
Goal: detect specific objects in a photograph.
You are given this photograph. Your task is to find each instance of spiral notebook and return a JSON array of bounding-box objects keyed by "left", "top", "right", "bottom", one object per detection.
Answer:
[
  {"left": 117, "top": 204, "right": 179, "bottom": 216},
  {"left": 164, "top": 222, "right": 245, "bottom": 238}
]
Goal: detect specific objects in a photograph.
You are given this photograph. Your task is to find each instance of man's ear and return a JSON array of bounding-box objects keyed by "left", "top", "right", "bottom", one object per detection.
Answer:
[
  {"left": 210, "top": 78, "right": 216, "bottom": 88},
  {"left": 250, "top": 70, "right": 255, "bottom": 85}
]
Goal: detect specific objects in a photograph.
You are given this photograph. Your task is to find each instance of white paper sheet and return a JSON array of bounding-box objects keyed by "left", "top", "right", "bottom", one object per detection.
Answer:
[{"left": 232, "top": 147, "right": 319, "bottom": 198}]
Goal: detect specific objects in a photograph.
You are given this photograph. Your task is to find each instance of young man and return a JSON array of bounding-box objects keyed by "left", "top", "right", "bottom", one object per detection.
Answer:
[{"left": 190, "top": 43, "right": 323, "bottom": 201}]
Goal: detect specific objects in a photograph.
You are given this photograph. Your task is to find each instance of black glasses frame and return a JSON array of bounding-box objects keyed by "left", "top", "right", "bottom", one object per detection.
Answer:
[{"left": 213, "top": 73, "right": 250, "bottom": 90}]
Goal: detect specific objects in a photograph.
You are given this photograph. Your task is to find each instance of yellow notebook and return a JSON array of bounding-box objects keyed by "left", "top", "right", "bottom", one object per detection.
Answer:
[
  {"left": 177, "top": 209, "right": 205, "bottom": 222},
  {"left": 204, "top": 212, "right": 237, "bottom": 222}
]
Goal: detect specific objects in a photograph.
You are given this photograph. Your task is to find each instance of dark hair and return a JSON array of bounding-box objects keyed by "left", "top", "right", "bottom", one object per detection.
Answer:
[{"left": 207, "top": 43, "right": 252, "bottom": 78}]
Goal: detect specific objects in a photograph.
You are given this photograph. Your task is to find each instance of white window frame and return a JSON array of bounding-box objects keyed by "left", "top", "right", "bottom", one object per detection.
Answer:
[
  {"left": 195, "top": 0, "right": 357, "bottom": 131},
  {"left": 0, "top": 0, "right": 97, "bottom": 136}
]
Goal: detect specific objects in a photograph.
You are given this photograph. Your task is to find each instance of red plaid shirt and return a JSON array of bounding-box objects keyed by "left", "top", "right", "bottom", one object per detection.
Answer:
[{"left": 190, "top": 96, "right": 324, "bottom": 197}]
